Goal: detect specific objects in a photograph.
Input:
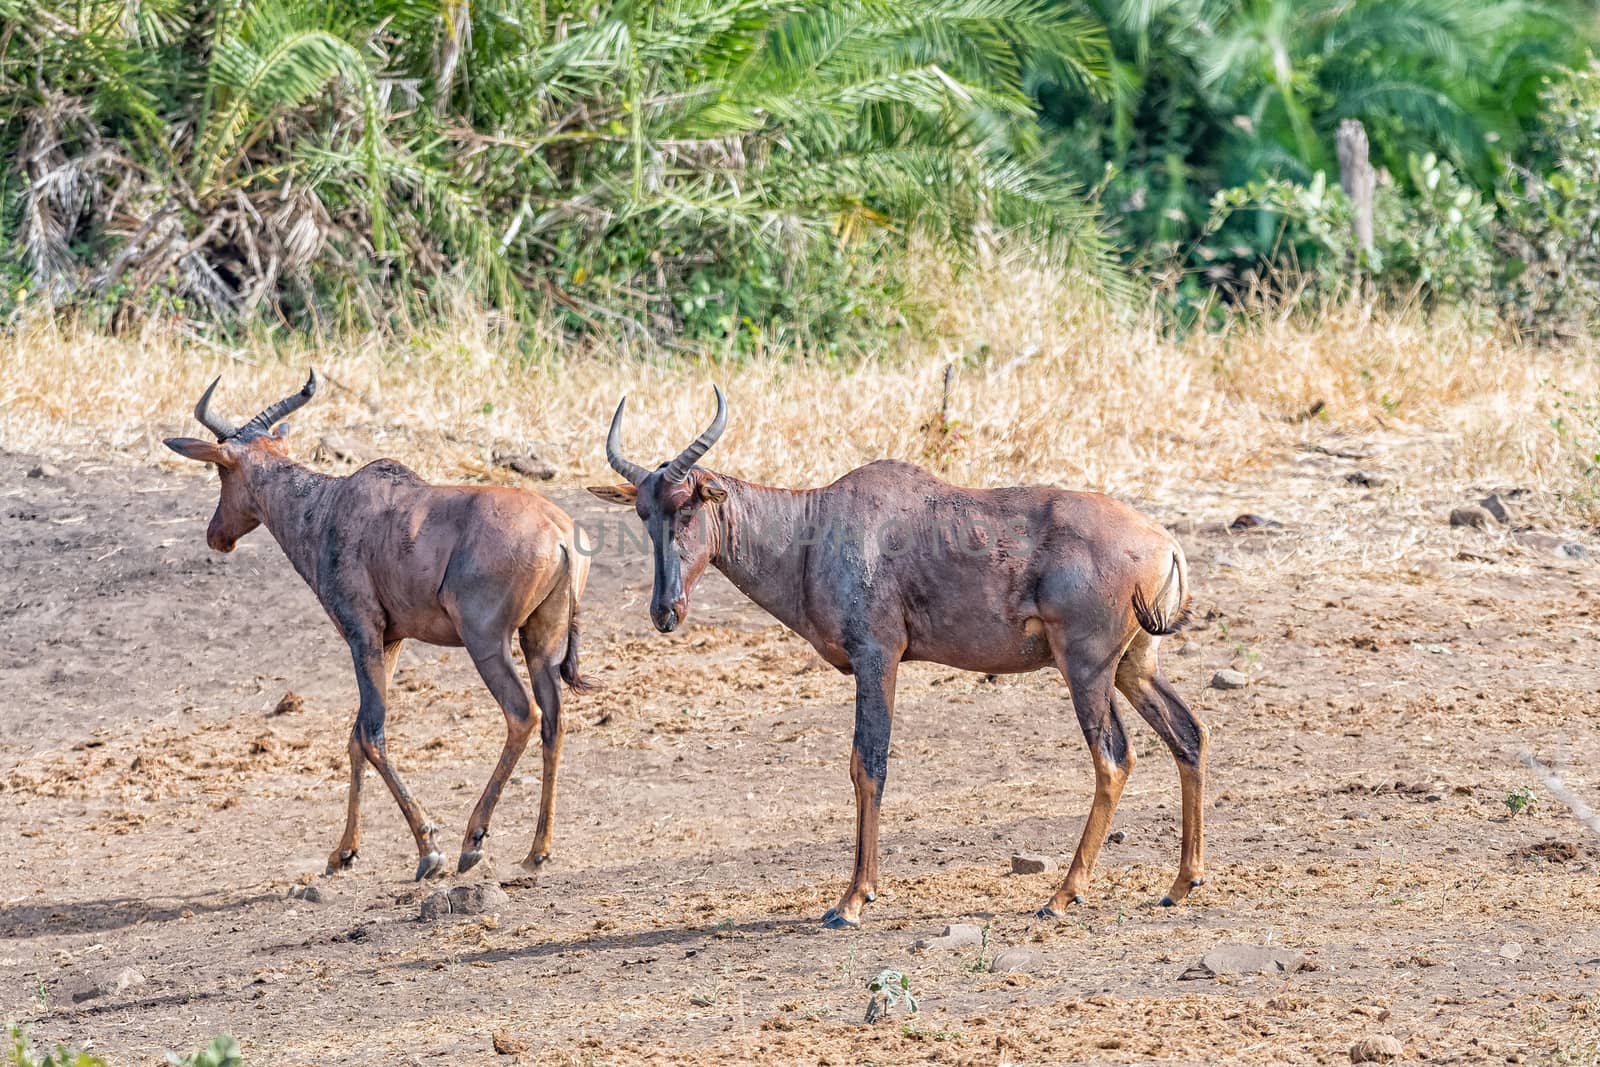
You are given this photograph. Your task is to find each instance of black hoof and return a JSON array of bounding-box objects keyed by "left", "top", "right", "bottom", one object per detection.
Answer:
[
  {"left": 457, "top": 850, "right": 484, "bottom": 874},
  {"left": 1158, "top": 895, "right": 1176, "bottom": 908},
  {"left": 325, "top": 849, "right": 358, "bottom": 875},
  {"left": 821, "top": 912, "right": 860, "bottom": 930},
  {"left": 1034, "top": 906, "right": 1063, "bottom": 920},
  {"left": 415, "top": 851, "right": 446, "bottom": 881}
]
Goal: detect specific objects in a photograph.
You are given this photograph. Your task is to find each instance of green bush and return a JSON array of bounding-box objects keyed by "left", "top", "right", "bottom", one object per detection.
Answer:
[
  {"left": 5, "top": 1026, "right": 242, "bottom": 1067},
  {"left": 1380, "top": 153, "right": 1496, "bottom": 305},
  {"left": 1497, "top": 63, "right": 1600, "bottom": 339}
]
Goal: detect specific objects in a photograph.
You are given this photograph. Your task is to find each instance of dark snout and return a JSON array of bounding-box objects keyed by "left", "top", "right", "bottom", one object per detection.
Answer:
[{"left": 651, "top": 598, "right": 688, "bottom": 633}]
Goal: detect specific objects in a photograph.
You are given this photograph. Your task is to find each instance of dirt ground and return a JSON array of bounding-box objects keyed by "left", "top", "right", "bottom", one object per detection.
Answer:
[{"left": 5, "top": 436, "right": 1600, "bottom": 1066}]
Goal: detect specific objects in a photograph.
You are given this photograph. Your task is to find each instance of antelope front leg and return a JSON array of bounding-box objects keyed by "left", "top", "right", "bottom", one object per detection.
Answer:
[
  {"left": 822, "top": 645, "right": 899, "bottom": 930},
  {"left": 349, "top": 640, "right": 445, "bottom": 880},
  {"left": 327, "top": 642, "right": 402, "bottom": 874},
  {"left": 326, "top": 726, "right": 366, "bottom": 874}
]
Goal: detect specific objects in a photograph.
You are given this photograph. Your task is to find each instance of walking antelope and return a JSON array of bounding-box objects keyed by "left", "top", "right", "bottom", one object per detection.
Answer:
[
  {"left": 164, "top": 373, "right": 590, "bottom": 880},
  {"left": 590, "top": 387, "right": 1206, "bottom": 927}
]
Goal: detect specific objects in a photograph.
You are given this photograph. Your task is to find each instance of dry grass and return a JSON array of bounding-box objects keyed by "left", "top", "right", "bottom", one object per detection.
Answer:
[{"left": 4, "top": 264, "right": 1597, "bottom": 534}]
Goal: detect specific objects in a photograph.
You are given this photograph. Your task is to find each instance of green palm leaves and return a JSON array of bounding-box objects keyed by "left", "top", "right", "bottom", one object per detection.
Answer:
[{"left": 0, "top": 0, "right": 1117, "bottom": 340}]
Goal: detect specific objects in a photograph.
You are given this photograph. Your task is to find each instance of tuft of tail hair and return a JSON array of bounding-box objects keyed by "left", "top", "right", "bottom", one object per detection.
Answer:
[
  {"left": 559, "top": 547, "right": 599, "bottom": 692},
  {"left": 1131, "top": 551, "right": 1190, "bottom": 637}
]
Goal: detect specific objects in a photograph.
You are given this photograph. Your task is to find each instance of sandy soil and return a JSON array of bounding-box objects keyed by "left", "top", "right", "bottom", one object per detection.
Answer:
[{"left": 4, "top": 440, "right": 1600, "bottom": 1066}]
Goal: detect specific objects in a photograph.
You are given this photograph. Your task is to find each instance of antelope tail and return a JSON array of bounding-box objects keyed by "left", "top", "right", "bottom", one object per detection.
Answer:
[
  {"left": 1132, "top": 548, "right": 1190, "bottom": 637},
  {"left": 558, "top": 544, "right": 598, "bottom": 692}
]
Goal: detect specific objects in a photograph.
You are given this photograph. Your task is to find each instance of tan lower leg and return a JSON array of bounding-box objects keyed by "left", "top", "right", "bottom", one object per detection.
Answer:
[
  {"left": 523, "top": 720, "right": 565, "bottom": 869},
  {"left": 829, "top": 752, "right": 881, "bottom": 922},
  {"left": 327, "top": 730, "right": 365, "bottom": 872},
  {"left": 462, "top": 716, "right": 534, "bottom": 860},
  {"left": 1050, "top": 755, "right": 1131, "bottom": 910},
  {"left": 1162, "top": 759, "right": 1207, "bottom": 905}
]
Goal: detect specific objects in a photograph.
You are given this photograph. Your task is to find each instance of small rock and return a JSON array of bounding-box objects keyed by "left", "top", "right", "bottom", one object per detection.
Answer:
[
  {"left": 316, "top": 435, "right": 373, "bottom": 465},
  {"left": 491, "top": 1029, "right": 529, "bottom": 1056},
  {"left": 1211, "top": 669, "right": 1249, "bottom": 690},
  {"left": 915, "top": 923, "right": 985, "bottom": 951},
  {"left": 71, "top": 966, "right": 147, "bottom": 1003},
  {"left": 1106, "top": 829, "right": 1129, "bottom": 845},
  {"left": 448, "top": 883, "right": 510, "bottom": 916},
  {"left": 1499, "top": 942, "right": 1523, "bottom": 960},
  {"left": 1010, "top": 853, "right": 1056, "bottom": 875},
  {"left": 1450, "top": 505, "right": 1495, "bottom": 529},
  {"left": 1478, "top": 493, "right": 1514, "bottom": 524},
  {"left": 1212, "top": 554, "right": 1239, "bottom": 569},
  {"left": 1229, "top": 514, "right": 1283, "bottom": 531},
  {"left": 1344, "top": 470, "right": 1390, "bottom": 488},
  {"left": 989, "top": 947, "right": 1037, "bottom": 974},
  {"left": 288, "top": 885, "right": 323, "bottom": 904},
  {"left": 493, "top": 452, "right": 557, "bottom": 480},
  {"left": 1515, "top": 532, "right": 1588, "bottom": 560},
  {"left": 1180, "top": 943, "right": 1306, "bottom": 980},
  {"left": 269, "top": 691, "right": 305, "bottom": 716},
  {"left": 1349, "top": 1034, "right": 1405, "bottom": 1063},
  {"left": 27, "top": 463, "right": 60, "bottom": 479},
  {"left": 1515, "top": 839, "right": 1578, "bottom": 863},
  {"left": 418, "top": 891, "right": 452, "bottom": 921}
]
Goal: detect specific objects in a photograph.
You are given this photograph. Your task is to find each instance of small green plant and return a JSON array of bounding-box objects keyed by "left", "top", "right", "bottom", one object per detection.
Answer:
[
  {"left": 864, "top": 969, "right": 918, "bottom": 1024},
  {"left": 964, "top": 924, "right": 993, "bottom": 973},
  {"left": 1505, "top": 785, "right": 1539, "bottom": 817},
  {"left": 5, "top": 1027, "right": 243, "bottom": 1067}
]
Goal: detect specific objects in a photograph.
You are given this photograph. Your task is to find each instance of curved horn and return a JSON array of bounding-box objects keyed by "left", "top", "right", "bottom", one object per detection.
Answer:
[
  {"left": 605, "top": 397, "right": 651, "bottom": 486},
  {"left": 662, "top": 385, "right": 726, "bottom": 484},
  {"left": 193, "top": 376, "right": 238, "bottom": 441},
  {"left": 241, "top": 369, "right": 318, "bottom": 436}
]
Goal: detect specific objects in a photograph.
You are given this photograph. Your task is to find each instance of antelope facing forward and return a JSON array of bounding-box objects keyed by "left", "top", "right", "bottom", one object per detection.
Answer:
[
  {"left": 590, "top": 388, "right": 1206, "bottom": 927},
  {"left": 164, "top": 373, "right": 590, "bottom": 880}
]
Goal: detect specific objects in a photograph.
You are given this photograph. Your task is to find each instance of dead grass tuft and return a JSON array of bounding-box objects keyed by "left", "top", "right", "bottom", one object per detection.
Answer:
[{"left": 4, "top": 264, "right": 1598, "bottom": 536}]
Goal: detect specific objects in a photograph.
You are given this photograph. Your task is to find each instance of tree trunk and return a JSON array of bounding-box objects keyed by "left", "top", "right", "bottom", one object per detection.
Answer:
[{"left": 1336, "top": 119, "right": 1376, "bottom": 259}]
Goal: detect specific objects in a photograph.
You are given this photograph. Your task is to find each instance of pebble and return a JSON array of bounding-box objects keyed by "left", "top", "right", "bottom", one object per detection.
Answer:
[
  {"left": 316, "top": 435, "right": 373, "bottom": 465},
  {"left": 1106, "top": 830, "right": 1129, "bottom": 845},
  {"left": 1345, "top": 470, "right": 1390, "bottom": 488},
  {"left": 70, "top": 966, "right": 147, "bottom": 1003},
  {"left": 1010, "top": 853, "right": 1056, "bottom": 875},
  {"left": 491, "top": 1029, "right": 529, "bottom": 1056},
  {"left": 26, "top": 463, "right": 60, "bottom": 479},
  {"left": 1349, "top": 1034, "right": 1404, "bottom": 1063},
  {"left": 1211, "top": 669, "right": 1249, "bottom": 690},
  {"left": 448, "top": 883, "right": 510, "bottom": 915},
  {"left": 493, "top": 451, "right": 557, "bottom": 480},
  {"left": 989, "top": 947, "right": 1037, "bottom": 974},
  {"left": 288, "top": 885, "right": 323, "bottom": 904},
  {"left": 915, "top": 923, "right": 985, "bottom": 951},
  {"left": 1478, "top": 493, "right": 1514, "bottom": 524},
  {"left": 1449, "top": 505, "right": 1495, "bottom": 529},
  {"left": 418, "top": 891, "right": 452, "bottom": 921},
  {"left": 1516, "top": 532, "right": 1588, "bottom": 560},
  {"left": 1179, "top": 943, "right": 1306, "bottom": 980}
]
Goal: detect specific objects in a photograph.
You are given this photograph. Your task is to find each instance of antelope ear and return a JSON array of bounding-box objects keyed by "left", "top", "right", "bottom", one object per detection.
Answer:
[
  {"left": 698, "top": 479, "right": 728, "bottom": 504},
  {"left": 164, "top": 437, "right": 230, "bottom": 466},
  {"left": 587, "top": 484, "right": 638, "bottom": 506}
]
